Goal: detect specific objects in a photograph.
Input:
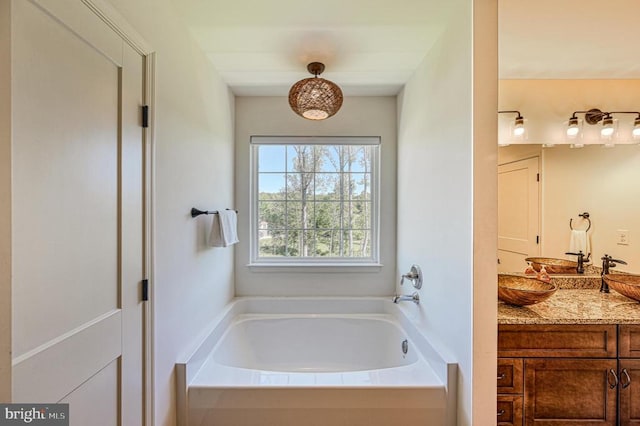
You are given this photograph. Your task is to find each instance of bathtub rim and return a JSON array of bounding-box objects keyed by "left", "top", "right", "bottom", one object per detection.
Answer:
[{"left": 176, "top": 296, "right": 457, "bottom": 426}]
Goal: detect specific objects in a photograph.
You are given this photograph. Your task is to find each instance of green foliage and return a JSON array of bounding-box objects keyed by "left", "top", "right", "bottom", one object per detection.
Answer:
[{"left": 257, "top": 144, "right": 373, "bottom": 258}]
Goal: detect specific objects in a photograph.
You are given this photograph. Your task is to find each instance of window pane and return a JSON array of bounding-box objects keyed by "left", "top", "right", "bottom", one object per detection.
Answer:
[
  {"left": 320, "top": 146, "right": 341, "bottom": 172},
  {"left": 259, "top": 173, "right": 285, "bottom": 199},
  {"left": 342, "top": 230, "right": 371, "bottom": 257},
  {"left": 287, "top": 145, "right": 315, "bottom": 173},
  {"left": 317, "top": 230, "right": 341, "bottom": 257},
  {"left": 302, "top": 230, "right": 315, "bottom": 257},
  {"left": 286, "top": 173, "right": 315, "bottom": 201},
  {"left": 286, "top": 229, "right": 301, "bottom": 257},
  {"left": 342, "top": 145, "right": 366, "bottom": 172},
  {"left": 258, "top": 145, "right": 286, "bottom": 172},
  {"left": 286, "top": 201, "right": 302, "bottom": 229},
  {"left": 314, "top": 201, "right": 341, "bottom": 230},
  {"left": 343, "top": 173, "right": 368, "bottom": 200},
  {"left": 315, "top": 173, "right": 340, "bottom": 200},
  {"left": 259, "top": 231, "right": 286, "bottom": 257},
  {"left": 259, "top": 201, "right": 286, "bottom": 229}
]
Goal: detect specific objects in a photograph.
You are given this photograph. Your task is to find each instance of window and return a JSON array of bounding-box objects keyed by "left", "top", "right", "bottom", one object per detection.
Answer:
[{"left": 250, "top": 136, "right": 380, "bottom": 265}]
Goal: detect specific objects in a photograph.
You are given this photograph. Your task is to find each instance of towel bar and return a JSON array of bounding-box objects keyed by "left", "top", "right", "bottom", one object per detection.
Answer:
[
  {"left": 191, "top": 207, "right": 238, "bottom": 218},
  {"left": 569, "top": 212, "right": 591, "bottom": 232}
]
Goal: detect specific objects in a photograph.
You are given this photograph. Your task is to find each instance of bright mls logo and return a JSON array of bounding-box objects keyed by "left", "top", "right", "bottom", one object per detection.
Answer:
[{"left": 0, "top": 404, "right": 68, "bottom": 425}]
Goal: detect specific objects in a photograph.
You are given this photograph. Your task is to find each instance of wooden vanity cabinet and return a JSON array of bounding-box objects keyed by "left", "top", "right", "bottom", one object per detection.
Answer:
[{"left": 498, "top": 324, "right": 619, "bottom": 426}]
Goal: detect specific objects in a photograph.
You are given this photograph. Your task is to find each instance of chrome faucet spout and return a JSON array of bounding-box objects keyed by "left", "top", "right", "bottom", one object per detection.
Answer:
[{"left": 392, "top": 292, "right": 420, "bottom": 305}]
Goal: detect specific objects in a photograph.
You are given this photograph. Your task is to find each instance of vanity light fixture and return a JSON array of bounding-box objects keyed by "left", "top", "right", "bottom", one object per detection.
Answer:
[
  {"left": 288, "top": 62, "right": 343, "bottom": 120},
  {"left": 498, "top": 110, "right": 526, "bottom": 137},
  {"left": 633, "top": 115, "right": 640, "bottom": 139},
  {"left": 567, "top": 108, "right": 640, "bottom": 140}
]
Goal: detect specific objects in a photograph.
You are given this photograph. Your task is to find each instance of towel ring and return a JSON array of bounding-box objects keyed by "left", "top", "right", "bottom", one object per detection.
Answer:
[{"left": 569, "top": 212, "right": 591, "bottom": 232}]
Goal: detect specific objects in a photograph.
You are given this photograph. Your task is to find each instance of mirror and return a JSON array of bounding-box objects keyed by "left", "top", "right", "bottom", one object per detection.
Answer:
[
  {"left": 498, "top": 1, "right": 640, "bottom": 275},
  {"left": 498, "top": 143, "right": 640, "bottom": 275}
]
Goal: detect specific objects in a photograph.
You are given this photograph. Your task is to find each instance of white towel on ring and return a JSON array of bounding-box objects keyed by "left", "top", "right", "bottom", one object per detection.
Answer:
[
  {"left": 209, "top": 210, "right": 239, "bottom": 247},
  {"left": 569, "top": 229, "right": 590, "bottom": 258}
]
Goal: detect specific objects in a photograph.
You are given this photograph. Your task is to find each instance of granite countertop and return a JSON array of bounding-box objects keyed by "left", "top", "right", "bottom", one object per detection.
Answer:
[{"left": 498, "top": 275, "right": 640, "bottom": 324}]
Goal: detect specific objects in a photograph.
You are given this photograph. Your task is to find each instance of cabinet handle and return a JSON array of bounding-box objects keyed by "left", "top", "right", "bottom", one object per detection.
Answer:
[
  {"left": 497, "top": 373, "right": 506, "bottom": 380},
  {"left": 621, "top": 368, "right": 631, "bottom": 389},
  {"left": 608, "top": 369, "right": 619, "bottom": 389},
  {"left": 497, "top": 409, "right": 505, "bottom": 417}
]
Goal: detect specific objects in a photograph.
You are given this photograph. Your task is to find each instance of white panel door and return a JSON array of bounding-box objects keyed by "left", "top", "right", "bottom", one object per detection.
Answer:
[
  {"left": 12, "top": 1, "right": 145, "bottom": 425},
  {"left": 498, "top": 157, "right": 540, "bottom": 272}
]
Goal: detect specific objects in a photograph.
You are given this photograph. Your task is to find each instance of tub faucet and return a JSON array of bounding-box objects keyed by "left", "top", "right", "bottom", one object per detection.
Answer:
[
  {"left": 393, "top": 292, "right": 420, "bottom": 304},
  {"left": 600, "top": 254, "right": 627, "bottom": 293},
  {"left": 565, "top": 251, "right": 591, "bottom": 274}
]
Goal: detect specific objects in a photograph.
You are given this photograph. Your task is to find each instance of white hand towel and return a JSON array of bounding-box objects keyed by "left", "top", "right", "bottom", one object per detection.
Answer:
[
  {"left": 569, "top": 229, "right": 590, "bottom": 258},
  {"left": 209, "top": 210, "right": 239, "bottom": 247}
]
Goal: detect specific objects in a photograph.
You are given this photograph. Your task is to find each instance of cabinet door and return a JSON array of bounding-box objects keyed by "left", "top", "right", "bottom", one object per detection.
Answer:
[
  {"left": 619, "top": 359, "right": 640, "bottom": 426},
  {"left": 524, "top": 359, "right": 617, "bottom": 425}
]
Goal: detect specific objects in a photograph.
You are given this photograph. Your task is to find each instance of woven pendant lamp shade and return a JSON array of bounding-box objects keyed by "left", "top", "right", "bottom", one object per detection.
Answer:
[{"left": 288, "top": 62, "right": 343, "bottom": 120}]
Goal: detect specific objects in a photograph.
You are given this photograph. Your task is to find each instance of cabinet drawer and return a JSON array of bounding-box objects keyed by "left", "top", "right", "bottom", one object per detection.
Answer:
[
  {"left": 497, "top": 395, "right": 523, "bottom": 426},
  {"left": 498, "top": 324, "right": 617, "bottom": 358},
  {"left": 498, "top": 358, "right": 523, "bottom": 393},
  {"left": 619, "top": 325, "right": 640, "bottom": 358}
]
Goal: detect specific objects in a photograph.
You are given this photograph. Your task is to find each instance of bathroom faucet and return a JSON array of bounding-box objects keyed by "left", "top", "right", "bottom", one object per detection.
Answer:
[
  {"left": 392, "top": 292, "right": 420, "bottom": 304},
  {"left": 394, "top": 265, "right": 423, "bottom": 304},
  {"left": 565, "top": 251, "right": 591, "bottom": 274},
  {"left": 600, "top": 254, "right": 627, "bottom": 293}
]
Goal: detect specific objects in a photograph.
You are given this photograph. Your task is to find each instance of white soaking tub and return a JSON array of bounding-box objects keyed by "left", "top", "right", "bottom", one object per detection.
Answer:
[{"left": 176, "top": 297, "right": 457, "bottom": 426}]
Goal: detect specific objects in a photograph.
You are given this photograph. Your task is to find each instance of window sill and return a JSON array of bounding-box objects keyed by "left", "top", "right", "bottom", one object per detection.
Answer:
[{"left": 246, "top": 262, "right": 384, "bottom": 273}]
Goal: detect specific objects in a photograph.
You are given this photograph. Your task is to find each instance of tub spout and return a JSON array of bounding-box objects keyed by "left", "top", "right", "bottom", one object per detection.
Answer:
[{"left": 393, "top": 292, "right": 420, "bottom": 304}]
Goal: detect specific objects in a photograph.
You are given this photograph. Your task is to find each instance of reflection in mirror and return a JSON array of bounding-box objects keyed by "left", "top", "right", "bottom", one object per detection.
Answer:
[{"left": 498, "top": 144, "right": 640, "bottom": 275}]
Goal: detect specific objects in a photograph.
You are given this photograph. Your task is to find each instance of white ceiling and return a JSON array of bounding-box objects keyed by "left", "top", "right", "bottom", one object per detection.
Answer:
[{"left": 175, "top": 0, "right": 640, "bottom": 97}]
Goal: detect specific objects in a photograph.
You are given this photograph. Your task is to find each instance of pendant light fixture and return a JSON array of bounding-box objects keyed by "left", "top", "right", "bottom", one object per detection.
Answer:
[{"left": 288, "top": 62, "right": 343, "bottom": 120}]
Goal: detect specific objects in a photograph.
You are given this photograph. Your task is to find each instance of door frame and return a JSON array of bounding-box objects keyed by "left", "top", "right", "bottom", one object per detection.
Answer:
[{"left": 4, "top": 1, "right": 156, "bottom": 423}]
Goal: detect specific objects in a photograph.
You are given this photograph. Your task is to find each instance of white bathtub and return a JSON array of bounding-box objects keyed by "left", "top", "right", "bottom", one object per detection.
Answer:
[{"left": 176, "top": 298, "right": 457, "bottom": 426}]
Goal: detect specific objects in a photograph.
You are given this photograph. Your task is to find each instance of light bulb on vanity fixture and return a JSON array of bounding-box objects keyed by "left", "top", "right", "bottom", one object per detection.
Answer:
[
  {"left": 566, "top": 115, "right": 581, "bottom": 138},
  {"left": 498, "top": 110, "right": 527, "bottom": 145},
  {"left": 600, "top": 114, "right": 615, "bottom": 137}
]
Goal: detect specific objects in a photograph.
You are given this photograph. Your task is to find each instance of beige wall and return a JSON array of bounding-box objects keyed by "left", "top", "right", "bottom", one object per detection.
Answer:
[
  {"left": 543, "top": 145, "right": 640, "bottom": 273},
  {"left": 234, "top": 96, "right": 397, "bottom": 296},
  {"left": 397, "top": 0, "right": 497, "bottom": 422},
  {"left": 0, "top": 0, "right": 11, "bottom": 403}
]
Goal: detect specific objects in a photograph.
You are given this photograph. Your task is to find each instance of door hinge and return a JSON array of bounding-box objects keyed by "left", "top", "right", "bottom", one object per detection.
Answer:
[
  {"left": 536, "top": 235, "right": 540, "bottom": 244},
  {"left": 536, "top": 173, "right": 540, "bottom": 182},
  {"left": 142, "top": 105, "right": 149, "bottom": 128},
  {"left": 142, "top": 279, "right": 149, "bottom": 302}
]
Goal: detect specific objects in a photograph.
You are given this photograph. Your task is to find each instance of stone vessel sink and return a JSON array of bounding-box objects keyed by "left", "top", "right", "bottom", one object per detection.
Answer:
[
  {"left": 526, "top": 257, "right": 579, "bottom": 274},
  {"left": 603, "top": 274, "right": 640, "bottom": 302},
  {"left": 498, "top": 274, "right": 558, "bottom": 306}
]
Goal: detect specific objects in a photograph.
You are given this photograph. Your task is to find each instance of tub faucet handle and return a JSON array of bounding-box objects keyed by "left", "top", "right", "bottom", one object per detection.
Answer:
[{"left": 400, "top": 265, "right": 422, "bottom": 289}]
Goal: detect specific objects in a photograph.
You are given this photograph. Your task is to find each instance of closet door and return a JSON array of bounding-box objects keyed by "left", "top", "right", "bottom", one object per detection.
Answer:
[{"left": 12, "top": 1, "right": 146, "bottom": 424}]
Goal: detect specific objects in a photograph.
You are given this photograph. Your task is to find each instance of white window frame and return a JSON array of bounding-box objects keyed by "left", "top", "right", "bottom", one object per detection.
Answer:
[{"left": 249, "top": 136, "right": 381, "bottom": 267}]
